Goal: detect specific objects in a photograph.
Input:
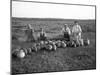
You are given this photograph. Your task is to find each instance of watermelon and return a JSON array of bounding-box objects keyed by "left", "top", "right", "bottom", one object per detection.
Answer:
[
  {"left": 61, "top": 41, "right": 66, "bottom": 48},
  {"left": 46, "top": 44, "right": 53, "bottom": 50},
  {"left": 17, "top": 50, "right": 25, "bottom": 58}
]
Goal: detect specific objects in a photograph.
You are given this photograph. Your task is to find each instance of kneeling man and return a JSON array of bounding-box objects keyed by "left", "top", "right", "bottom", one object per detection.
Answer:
[{"left": 38, "top": 28, "right": 47, "bottom": 41}]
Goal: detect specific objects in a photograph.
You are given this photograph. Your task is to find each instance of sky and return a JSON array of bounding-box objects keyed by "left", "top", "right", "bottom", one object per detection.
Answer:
[{"left": 12, "top": 1, "right": 95, "bottom": 19}]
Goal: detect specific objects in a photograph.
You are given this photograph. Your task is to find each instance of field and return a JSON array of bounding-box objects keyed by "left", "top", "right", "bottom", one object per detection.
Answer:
[{"left": 11, "top": 17, "right": 96, "bottom": 74}]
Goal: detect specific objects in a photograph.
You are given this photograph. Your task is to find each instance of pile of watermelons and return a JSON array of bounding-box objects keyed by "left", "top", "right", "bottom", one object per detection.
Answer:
[{"left": 12, "top": 38, "right": 90, "bottom": 59}]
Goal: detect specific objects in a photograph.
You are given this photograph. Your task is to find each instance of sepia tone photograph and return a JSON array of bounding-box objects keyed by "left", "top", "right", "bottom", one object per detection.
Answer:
[{"left": 11, "top": 0, "right": 96, "bottom": 74}]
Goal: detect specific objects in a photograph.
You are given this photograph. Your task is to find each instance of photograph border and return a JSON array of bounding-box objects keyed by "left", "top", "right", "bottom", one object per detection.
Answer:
[{"left": 11, "top": 0, "right": 96, "bottom": 74}]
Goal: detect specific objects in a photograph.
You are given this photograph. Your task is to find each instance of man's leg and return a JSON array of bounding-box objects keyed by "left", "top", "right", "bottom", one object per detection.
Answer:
[
  {"left": 74, "top": 33, "right": 77, "bottom": 40},
  {"left": 78, "top": 32, "right": 81, "bottom": 40},
  {"left": 77, "top": 32, "right": 84, "bottom": 45},
  {"left": 74, "top": 33, "right": 80, "bottom": 45}
]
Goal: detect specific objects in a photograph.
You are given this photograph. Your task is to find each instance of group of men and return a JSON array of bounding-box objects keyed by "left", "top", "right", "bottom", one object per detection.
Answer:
[
  {"left": 27, "top": 21, "right": 82, "bottom": 42},
  {"left": 61, "top": 21, "right": 82, "bottom": 41}
]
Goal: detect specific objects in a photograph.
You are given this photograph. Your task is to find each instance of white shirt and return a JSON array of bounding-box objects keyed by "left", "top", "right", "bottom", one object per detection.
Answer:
[
  {"left": 72, "top": 24, "right": 82, "bottom": 33},
  {"left": 62, "top": 27, "right": 71, "bottom": 35}
]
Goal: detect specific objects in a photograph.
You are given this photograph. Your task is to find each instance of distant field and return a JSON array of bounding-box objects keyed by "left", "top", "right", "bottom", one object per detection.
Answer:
[
  {"left": 12, "top": 17, "right": 96, "bottom": 32},
  {"left": 11, "top": 17, "right": 96, "bottom": 74}
]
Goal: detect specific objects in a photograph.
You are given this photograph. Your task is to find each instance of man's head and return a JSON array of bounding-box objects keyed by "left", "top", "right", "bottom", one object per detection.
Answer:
[
  {"left": 74, "top": 21, "right": 78, "bottom": 25},
  {"left": 40, "top": 27, "right": 44, "bottom": 32},
  {"left": 64, "top": 24, "right": 68, "bottom": 28}
]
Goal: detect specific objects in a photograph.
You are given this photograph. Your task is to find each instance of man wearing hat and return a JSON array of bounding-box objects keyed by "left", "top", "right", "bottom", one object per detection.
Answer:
[
  {"left": 72, "top": 21, "right": 82, "bottom": 42},
  {"left": 61, "top": 24, "right": 71, "bottom": 41}
]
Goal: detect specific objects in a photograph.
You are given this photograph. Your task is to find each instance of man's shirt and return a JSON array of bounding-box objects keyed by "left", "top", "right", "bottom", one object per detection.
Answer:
[
  {"left": 62, "top": 27, "right": 71, "bottom": 35},
  {"left": 39, "top": 31, "right": 47, "bottom": 37},
  {"left": 72, "top": 24, "right": 82, "bottom": 34}
]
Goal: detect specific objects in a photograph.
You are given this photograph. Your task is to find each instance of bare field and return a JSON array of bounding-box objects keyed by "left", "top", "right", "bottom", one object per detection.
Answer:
[{"left": 11, "top": 18, "right": 96, "bottom": 74}]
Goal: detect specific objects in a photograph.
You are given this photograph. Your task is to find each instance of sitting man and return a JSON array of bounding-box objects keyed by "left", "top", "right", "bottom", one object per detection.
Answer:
[
  {"left": 38, "top": 28, "right": 47, "bottom": 41},
  {"left": 61, "top": 24, "right": 71, "bottom": 41}
]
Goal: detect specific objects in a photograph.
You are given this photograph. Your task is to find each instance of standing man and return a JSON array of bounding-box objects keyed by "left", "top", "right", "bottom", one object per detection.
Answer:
[
  {"left": 72, "top": 21, "right": 82, "bottom": 44},
  {"left": 62, "top": 24, "right": 71, "bottom": 41},
  {"left": 25, "top": 24, "right": 35, "bottom": 42}
]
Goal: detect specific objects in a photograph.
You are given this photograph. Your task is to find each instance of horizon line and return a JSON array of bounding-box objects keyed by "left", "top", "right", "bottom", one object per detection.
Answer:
[{"left": 12, "top": 17, "right": 96, "bottom": 20}]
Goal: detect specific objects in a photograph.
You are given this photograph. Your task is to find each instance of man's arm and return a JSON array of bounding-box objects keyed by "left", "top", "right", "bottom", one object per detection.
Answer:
[
  {"left": 67, "top": 28, "right": 71, "bottom": 35},
  {"left": 78, "top": 25, "right": 82, "bottom": 32}
]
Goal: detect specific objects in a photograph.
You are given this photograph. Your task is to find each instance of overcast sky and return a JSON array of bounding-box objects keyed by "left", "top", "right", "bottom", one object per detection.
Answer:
[{"left": 12, "top": 1, "right": 95, "bottom": 19}]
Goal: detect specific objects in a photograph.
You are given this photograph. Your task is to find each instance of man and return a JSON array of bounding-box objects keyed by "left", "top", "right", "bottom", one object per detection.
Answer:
[
  {"left": 61, "top": 24, "right": 71, "bottom": 41},
  {"left": 38, "top": 28, "right": 47, "bottom": 41},
  {"left": 25, "top": 24, "right": 35, "bottom": 42},
  {"left": 72, "top": 21, "right": 82, "bottom": 44}
]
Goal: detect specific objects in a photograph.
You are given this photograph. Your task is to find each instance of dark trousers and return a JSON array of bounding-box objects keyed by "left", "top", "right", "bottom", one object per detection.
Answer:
[
  {"left": 39, "top": 33, "right": 47, "bottom": 41},
  {"left": 64, "top": 33, "right": 70, "bottom": 41},
  {"left": 39, "top": 36, "right": 47, "bottom": 41}
]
